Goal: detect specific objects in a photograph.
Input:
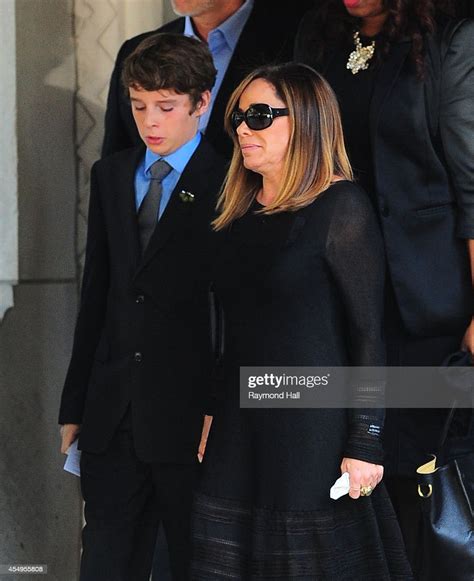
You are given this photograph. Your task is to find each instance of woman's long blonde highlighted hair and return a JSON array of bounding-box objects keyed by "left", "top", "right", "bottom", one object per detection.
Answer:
[{"left": 213, "top": 63, "right": 353, "bottom": 230}]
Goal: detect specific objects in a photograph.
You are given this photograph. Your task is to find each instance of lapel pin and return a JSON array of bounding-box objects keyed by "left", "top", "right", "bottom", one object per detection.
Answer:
[{"left": 179, "top": 190, "right": 195, "bottom": 203}]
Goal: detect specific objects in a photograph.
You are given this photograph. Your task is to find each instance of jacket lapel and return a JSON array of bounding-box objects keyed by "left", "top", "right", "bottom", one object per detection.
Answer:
[
  {"left": 206, "top": 17, "right": 259, "bottom": 146},
  {"left": 206, "top": 3, "right": 292, "bottom": 147},
  {"left": 369, "top": 39, "right": 411, "bottom": 144},
  {"left": 134, "top": 139, "right": 219, "bottom": 276},
  {"left": 113, "top": 145, "right": 144, "bottom": 268}
]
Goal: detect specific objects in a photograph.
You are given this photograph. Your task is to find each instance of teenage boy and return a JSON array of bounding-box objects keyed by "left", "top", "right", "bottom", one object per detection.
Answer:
[{"left": 59, "top": 33, "right": 226, "bottom": 581}]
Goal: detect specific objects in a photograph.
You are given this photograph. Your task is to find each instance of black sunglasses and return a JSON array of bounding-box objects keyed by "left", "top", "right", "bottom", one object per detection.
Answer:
[{"left": 231, "top": 103, "right": 289, "bottom": 132}]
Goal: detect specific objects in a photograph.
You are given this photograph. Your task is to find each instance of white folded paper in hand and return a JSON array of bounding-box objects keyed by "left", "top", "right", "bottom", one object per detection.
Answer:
[
  {"left": 64, "top": 439, "right": 81, "bottom": 477},
  {"left": 330, "top": 471, "right": 350, "bottom": 500}
]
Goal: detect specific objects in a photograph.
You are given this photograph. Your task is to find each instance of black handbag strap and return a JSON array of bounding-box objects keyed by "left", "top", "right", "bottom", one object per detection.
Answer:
[
  {"left": 438, "top": 400, "right": 458, "bottom": 450},
  {"left": 438, "top": 349, "right": 474, "bottom": 450}
]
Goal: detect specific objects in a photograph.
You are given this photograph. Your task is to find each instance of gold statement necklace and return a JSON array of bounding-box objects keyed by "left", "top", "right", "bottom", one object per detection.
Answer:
[{"left": 346, "top": 31, "right": 376, "bottom": 75}]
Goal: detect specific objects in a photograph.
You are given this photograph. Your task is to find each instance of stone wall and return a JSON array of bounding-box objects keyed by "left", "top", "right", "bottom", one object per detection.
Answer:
[
  {"left": 0, "top": 1, "right": 80, "bottom": 578},
  {"left": 0, "top": 2, "right": 166, "bottom": 579}
]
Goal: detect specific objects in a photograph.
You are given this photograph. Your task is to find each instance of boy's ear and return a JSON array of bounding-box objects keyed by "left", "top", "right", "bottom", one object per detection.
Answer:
[{"left": 194, "top": 90, "right": 211, "bottom": 117}]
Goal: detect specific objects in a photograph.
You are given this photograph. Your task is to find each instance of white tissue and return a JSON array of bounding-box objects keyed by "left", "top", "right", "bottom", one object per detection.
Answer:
[{"left": 330, "top": 471, "right": 350, "bottom": 500}]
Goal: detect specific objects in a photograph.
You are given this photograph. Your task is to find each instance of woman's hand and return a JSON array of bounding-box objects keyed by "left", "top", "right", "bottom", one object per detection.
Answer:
[
  {"left": 197, "top": 415, "right": 213, "bottom": 463},
  {"left": 340, "top": 457, "right": 384, "bottom": 499},
  {"left": 461, "top": 317, "right": 474, "bottom": 356}
]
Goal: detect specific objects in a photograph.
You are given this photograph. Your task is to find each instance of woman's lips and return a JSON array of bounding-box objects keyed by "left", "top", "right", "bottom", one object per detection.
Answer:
[
  {"left": 240, "top": 144, "right": 260, "bottom": 152},
  {"left": 343, "top": 0, "right": 360, "bottom": 8}
]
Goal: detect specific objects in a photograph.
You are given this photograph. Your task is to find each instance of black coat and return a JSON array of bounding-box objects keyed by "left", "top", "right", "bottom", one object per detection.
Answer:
[
  {"left": 102, "top": 0, "right": 314, "bottom": 159},
  {"left": 59, "top": 139, "right": 227, "bottom": 463},
  {"left": 295, "top": 18, "right": 474, "bottom": 338}
]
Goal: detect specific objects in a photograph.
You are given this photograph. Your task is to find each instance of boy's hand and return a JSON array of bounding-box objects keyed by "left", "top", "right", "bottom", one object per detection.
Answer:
[{"left": 60, "top": 424, "right": 81, "bottom": 454}]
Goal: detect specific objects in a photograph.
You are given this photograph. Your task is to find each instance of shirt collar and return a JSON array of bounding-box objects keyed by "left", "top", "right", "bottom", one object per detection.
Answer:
[
  {"left": 144, "top": 132, "right": 202, "bottom": 176},
  {"left": 183, "top": 0, "right": 253, "bottom": 51}
]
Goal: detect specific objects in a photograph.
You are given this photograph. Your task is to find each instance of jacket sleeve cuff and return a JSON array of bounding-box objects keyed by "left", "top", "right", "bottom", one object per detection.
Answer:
[{"left": 344, "top": 419, "right": 385, "bottom": 465}]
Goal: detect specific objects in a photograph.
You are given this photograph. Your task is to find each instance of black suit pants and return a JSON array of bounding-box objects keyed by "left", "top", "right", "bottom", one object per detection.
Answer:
[{"left": 79, "top": 418, "right": 198, "bottom": 581}]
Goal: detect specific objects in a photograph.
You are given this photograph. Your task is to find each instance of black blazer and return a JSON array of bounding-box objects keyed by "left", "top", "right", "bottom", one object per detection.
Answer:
[
  {"left": 101, "top": 0, "right": 313, "bottom": 159},
  {"left": 295, "top": 18, "right": 474, "bottom": 337},
  {"left": 59, "top": 138, "right": 227, "bottom": 463}
]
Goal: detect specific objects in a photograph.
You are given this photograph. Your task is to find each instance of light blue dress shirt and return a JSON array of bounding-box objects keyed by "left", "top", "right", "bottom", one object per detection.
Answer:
[
  {"left": 134, "top": 132, "right": 201, "bottom": 219},
  {"left": 183, "top": 0, "right": 254, "bottom": 132}
]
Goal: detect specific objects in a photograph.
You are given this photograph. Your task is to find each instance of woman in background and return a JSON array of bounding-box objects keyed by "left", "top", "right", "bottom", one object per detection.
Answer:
[{"left": 295, "top": 1, "right": 474, "bottom": 575}]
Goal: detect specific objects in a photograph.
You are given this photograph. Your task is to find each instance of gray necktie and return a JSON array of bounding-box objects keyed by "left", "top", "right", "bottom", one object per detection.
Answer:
[{"left": 137, "top": 159, "right": 172, "bottom": 252}]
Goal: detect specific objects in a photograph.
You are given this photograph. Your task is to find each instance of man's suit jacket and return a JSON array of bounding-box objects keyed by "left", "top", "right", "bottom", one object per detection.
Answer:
[
  {"left": 101, "top": 0, "right": 314, "bottom": 159},
  {"left": 295, "top": 18, "right": 474, "bottom": 338},
  {"left": 59, "top": 138, "right": 227, "bottom": 463}
]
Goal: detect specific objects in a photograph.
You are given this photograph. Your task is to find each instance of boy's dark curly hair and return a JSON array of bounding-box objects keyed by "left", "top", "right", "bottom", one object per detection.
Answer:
[{"left": 122, "top": 32, "right": 217, "bottom": 108}]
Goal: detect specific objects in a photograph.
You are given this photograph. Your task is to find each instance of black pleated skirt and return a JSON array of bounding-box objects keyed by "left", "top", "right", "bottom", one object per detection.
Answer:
[{"left": 191, "top": 406, "right": 413, "bottom": 580}]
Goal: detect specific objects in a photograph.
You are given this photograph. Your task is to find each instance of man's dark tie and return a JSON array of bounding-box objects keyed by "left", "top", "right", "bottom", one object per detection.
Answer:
[{"left": 137, "top": 159, "right": 172, "bottom": 253}]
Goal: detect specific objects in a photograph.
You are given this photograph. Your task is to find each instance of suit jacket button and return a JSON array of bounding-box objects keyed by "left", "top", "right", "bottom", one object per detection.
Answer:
[
  {"left": 134, "top": 352, "right": 143, "bottom": 363},
  {"left": 136, "top": 295, "right": 145, "bottom": 304}
]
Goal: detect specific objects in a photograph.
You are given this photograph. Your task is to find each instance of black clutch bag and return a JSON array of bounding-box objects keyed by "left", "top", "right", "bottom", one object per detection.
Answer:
[{"left": 416, "top": 351, "right": 474, "bottom": 581}]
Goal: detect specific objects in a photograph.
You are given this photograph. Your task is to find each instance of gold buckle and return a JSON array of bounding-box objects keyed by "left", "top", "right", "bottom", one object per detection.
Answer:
[{"left": 417, "top": 484, "right": 433, "bottom": 498}]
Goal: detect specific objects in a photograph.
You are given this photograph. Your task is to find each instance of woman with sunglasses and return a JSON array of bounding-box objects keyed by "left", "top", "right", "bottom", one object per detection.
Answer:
[
  {"left": 191, "top": 63, "right": 411, "bottom": 579},
  {"left": 295, "top": 2, "right": 474, "bottom": 576}
]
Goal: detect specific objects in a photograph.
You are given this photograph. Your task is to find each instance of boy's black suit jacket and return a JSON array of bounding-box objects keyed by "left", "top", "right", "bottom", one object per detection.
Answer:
[
  {"left": 101, "top": 0, "right": 314, "bottom": 158},
  {"left": 59, "top": 138, "right": 227, "bottom": 463}
]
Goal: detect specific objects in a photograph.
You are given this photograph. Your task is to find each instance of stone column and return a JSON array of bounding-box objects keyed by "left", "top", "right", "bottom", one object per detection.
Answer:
[
  {"left": 0, "top": 1, "right": 81, "bottom": 579},
  {"left": 0, "top": 3, "right": 168, "bottom": 578},
  {"left": 0, "top": 0, "right": 18, "bottom": 322}
]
